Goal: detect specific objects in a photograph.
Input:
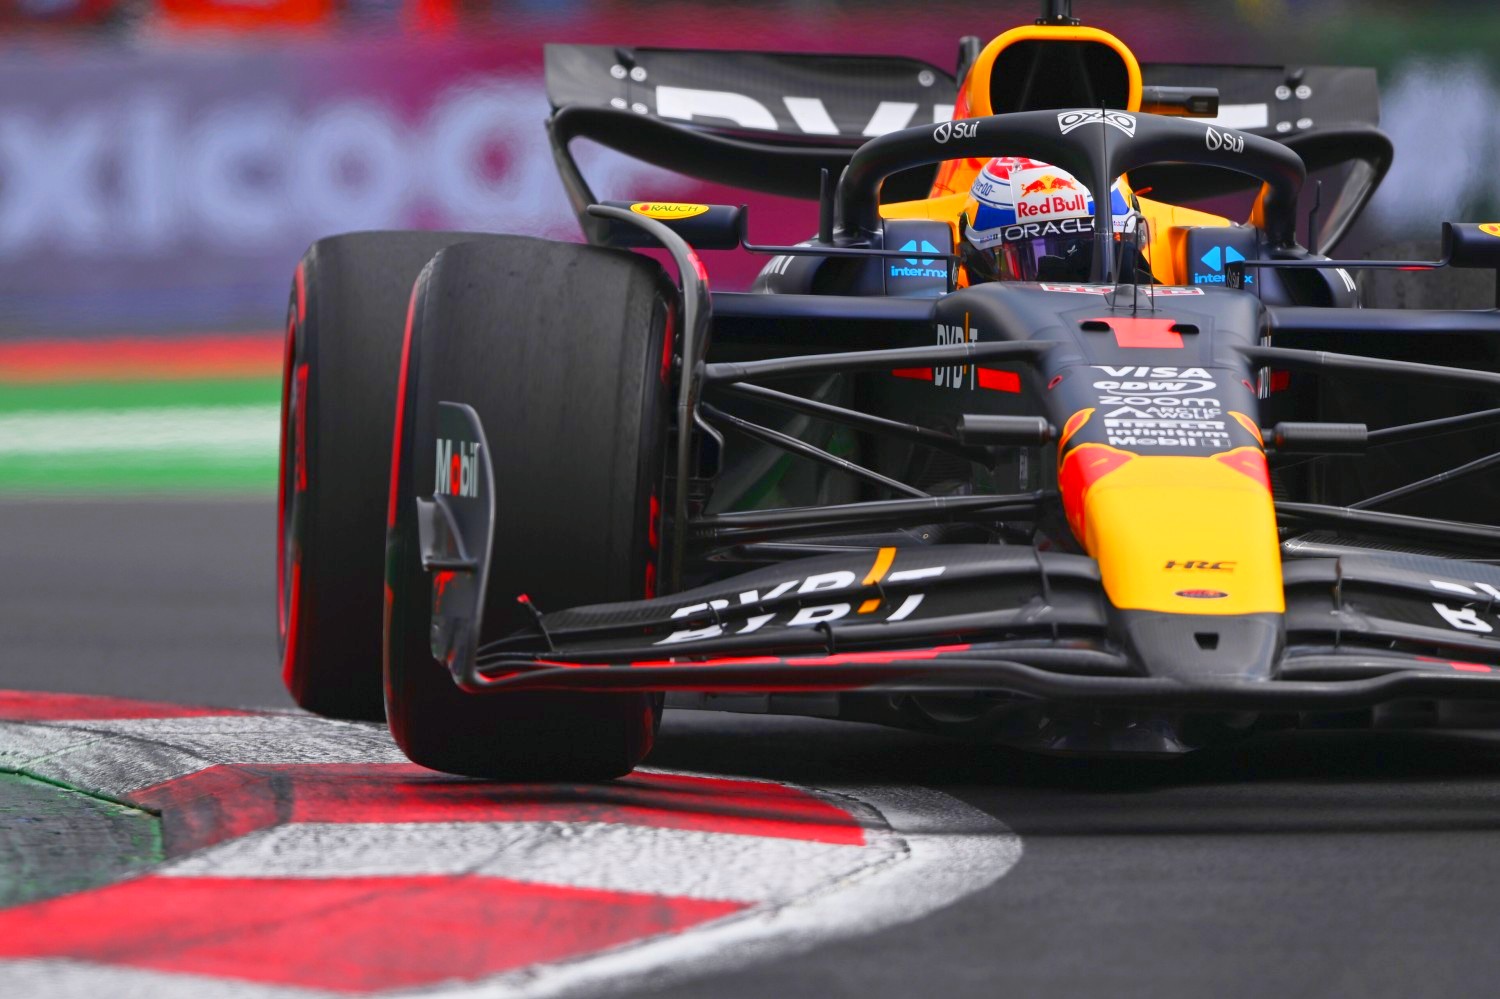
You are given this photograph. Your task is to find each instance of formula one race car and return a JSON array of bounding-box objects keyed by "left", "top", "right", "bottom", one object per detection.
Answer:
[{"left": 278, "top": 1, "right": 1500, "bottom": 779}]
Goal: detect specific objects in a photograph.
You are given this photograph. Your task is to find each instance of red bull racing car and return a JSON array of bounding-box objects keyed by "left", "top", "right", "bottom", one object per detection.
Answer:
[{"left": 278, "top": 1, "right": 1500, "bottom": 779}]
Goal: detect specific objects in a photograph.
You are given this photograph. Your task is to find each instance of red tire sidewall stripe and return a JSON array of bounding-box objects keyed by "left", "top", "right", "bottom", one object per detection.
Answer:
[
  {"left": 294, "top": 257, "right": 307, "bottom": 324},
  {"left": 278, "top": 264, "right": 305, "bottom": 690},
  {"left": 276, "top": 319, "right": 293, "bottom": 643},
  {"left": 383, "top": 282, "right": 423, "bottom": 709},
  {"left": 644, "top": 296, "right": 675, "bottom": 601},
  {"left": 387, "top": 282, "right": 421, "bottom": 532},
  {"left": 281, "top": 562, "right": 303, "bottom": 691}
]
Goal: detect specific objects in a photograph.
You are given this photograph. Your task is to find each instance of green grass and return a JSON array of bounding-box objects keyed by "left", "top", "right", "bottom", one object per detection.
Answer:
[
  {"left": 0, "top": 377, "right": 281, "bottom": 495},
  {"left": 0, "top": 455, "right": 276, "bottom": 494},
  {"left": 0, "top": 771, "right": 162, "bottom": 907},
  {"left": 0, "top": 378, "right": 280, "bottom": 413}
]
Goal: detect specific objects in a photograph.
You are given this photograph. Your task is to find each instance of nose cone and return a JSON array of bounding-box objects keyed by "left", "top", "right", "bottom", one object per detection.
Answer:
[{"left": 1114, "top": 610, "right": 1282, "bottom": 681}]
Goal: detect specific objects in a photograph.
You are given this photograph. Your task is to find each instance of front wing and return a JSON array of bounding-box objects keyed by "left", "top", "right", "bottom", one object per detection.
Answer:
[{"left": 454, "top": 543, "right": 1500, "bottom": 713}]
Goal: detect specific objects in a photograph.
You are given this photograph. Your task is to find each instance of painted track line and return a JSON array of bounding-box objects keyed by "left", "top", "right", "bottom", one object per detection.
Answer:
[
  {"left": 157, "top": 820, "right": 897, "bottom": 902},
  {"left": 0, "top": 960, "right": 334, "bottom": 999},
  {"left": 0, "top": 405, "right": 278, "bottom": 457},
  {"left": 440, "top": 781, "right": 1023, "bottom": 999},
  {"left": 0, "top": 691, "right": 1021, "bottom": 997}
]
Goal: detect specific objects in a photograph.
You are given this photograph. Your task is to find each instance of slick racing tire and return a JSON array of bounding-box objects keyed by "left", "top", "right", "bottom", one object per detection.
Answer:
[
  {"left": 386, "top": 236, "right": 672, "bottom": 780},
  {"left": 279, "top": 231, "right": 494, "bottom": 721}
]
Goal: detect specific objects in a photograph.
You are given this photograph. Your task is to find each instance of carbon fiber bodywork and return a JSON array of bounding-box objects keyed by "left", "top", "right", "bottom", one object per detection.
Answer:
[{"left": 410, "top": 20, "right": 1500, "bottom": 754}]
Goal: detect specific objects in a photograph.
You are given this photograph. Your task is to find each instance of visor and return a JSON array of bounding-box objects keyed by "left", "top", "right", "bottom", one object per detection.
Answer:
[{"left": 962, "top": 216, "right": 1147, "bottom": 284}]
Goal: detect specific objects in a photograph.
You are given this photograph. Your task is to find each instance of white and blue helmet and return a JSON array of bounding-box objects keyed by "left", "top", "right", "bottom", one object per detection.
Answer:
[{"left": 962, "top": 156, "right": 1138, "bottom": 283}]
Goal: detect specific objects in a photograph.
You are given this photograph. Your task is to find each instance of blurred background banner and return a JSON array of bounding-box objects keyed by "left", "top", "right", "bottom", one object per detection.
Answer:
[
  {"left": 0, "top": 36, "right": 670, "bottom": 336},
  {"left": 0, "top": 0, "right": 1495, "bottom": 490},
  {"left": 0, "top": 1, "right": 1237, "bottom": 337},
  {"left": 0, "top": 30, "right": 940, "bottom": 336}
]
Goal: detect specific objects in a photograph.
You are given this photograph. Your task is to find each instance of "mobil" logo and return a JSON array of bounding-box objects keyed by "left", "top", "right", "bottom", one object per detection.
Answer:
[{"left": 435, "top": 438, "right": 482, "bottom": 499}]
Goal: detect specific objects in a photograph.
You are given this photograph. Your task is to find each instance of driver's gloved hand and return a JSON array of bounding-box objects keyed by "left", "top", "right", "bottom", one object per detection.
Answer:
[{"left": 960, "top": 239, "right": 1001, "bottom": 284}]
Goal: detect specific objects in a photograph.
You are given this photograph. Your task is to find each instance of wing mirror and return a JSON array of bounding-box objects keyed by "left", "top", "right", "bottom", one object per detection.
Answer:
[
  {"left": 596, "top": 201, "right": 746, "bottom": 250},
  {"left": 1139, "top": 85, "right": 1220, "bottom": 118},
  {"left": 1443, "top": 222, "right": 1500, "bottom": 270}
]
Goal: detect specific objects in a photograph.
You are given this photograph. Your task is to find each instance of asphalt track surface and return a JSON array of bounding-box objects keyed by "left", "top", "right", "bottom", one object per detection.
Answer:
[{"left": 7, "top": 497, "right": 1500, "bottom": 997}]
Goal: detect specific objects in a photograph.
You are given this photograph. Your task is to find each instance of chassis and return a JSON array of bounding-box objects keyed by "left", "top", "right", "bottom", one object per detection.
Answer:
[{"left": 282, "top": 3, "right": 1500, "bottom": 772}]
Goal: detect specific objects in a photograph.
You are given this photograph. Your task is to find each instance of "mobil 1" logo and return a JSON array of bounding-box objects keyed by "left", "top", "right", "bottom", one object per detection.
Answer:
[{"left": 435, "top": 438, "right": 482, "bottom": 499}]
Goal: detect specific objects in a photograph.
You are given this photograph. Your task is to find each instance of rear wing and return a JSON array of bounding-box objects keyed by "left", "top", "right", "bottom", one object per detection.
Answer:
[
  {"left": 545, "top": 45, "right": 1390, "bottom": 252},
  {"left": 545, "top": 44, "right": 958, "bottom": 241},
  {"left": 1143, "top": 63, "right": 1381, "bottom": 136},
  {"left": 545, "top": 44, "right": 958, "bottom": 146},
  {"left": 1135, "top": 63, "right": 1391, "bottom": 252}
]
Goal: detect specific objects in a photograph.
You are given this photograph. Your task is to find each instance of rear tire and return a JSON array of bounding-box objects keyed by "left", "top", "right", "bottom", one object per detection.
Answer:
[
  {"left": 279, "top": 231, "right": 495, "bottom": 721},
  {"left": 385, "top": 235, "right": 672, "bottom": 780}
]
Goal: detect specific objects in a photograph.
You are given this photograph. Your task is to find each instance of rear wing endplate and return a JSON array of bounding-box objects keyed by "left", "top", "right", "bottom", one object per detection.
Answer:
[{"left": 1135, "top": 62, "right": 1390, "bottom": 251}]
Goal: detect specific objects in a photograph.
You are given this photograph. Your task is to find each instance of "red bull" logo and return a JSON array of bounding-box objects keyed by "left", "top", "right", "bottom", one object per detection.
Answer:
[
  {"left": 1017, "top": 192, "right": 1088, "bottom": 218},
  {"left": 1019, "top": 174, "right": 1080, "bottom": 197}
]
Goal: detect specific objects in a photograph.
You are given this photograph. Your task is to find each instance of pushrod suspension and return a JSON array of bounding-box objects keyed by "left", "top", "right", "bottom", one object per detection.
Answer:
[
  {"left": 1369, "top": 406, "right": 1500, "bottom": 445},
  {"left": 699, "top": 402, "right": 929, "bottom": 499},
  {"left": 1351, "top": 450, "right": 1500, "bottom": 510},
  {"left": 690, "top": 492, "right": 1047, "bottom": 545},
  {"left": 1241, "top": 344, "right": 1500, "bottom": 393},
  {"left": 705, "top": 340, "right": 1052, "bottom": 384},
  {"left": 1277, "top": 501, "right": 1500, "bottom": 550},
  {"left": 713, "top": 381, "right": 989, "bottom": 462}
]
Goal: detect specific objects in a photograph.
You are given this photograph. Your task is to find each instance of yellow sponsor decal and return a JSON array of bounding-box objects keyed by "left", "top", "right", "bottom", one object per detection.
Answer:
[
  {"left": 858, "top": 546, "right": 897, "bottom": 613},
  {"left": 1480, "top": 223, "right": 1500, "bottom": 238},
  {"left": 1079, "top": 449, "right": 1283, "bottom": 616},
  {"left": 1229, "top": 411, "right": 1263, "bottom": 446},
  {"left": 631, "top": 202, "right": 710, "bottom": 220},
  {"left": 1057, "top": 408, "right": 1095, "bottom": 454}
]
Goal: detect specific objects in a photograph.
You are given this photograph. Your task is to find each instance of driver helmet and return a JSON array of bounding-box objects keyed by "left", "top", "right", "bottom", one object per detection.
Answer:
[{"left": 961, "top": 156, "right": 1140, "bottom": 284}]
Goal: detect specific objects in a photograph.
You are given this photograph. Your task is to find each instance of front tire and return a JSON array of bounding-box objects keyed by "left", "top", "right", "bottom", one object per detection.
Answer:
[
  {"left": 279, "top": 231, "right": 494, "bottom": 721},
  {"left": 385, "top": 235, "right": 673, "bottom": 780}
]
